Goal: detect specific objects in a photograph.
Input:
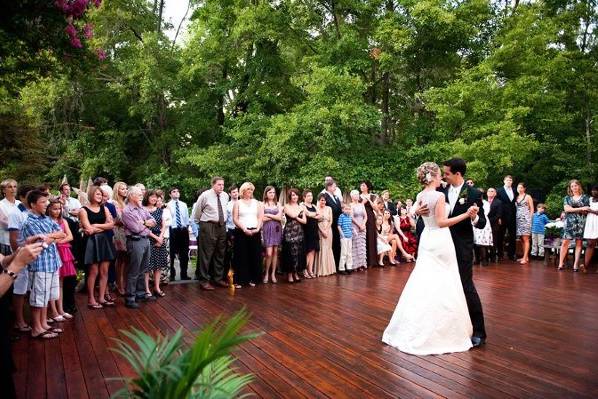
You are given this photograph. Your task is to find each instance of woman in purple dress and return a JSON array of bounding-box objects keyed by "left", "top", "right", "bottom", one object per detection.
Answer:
[{"left": 262, "top": 186, "right": 283, "bottom": 283}]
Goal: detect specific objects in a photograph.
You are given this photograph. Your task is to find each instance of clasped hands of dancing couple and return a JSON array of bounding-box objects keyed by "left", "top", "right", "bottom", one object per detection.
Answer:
[{"left": 382, "top": 159, "right": 487, "bottom": 356}]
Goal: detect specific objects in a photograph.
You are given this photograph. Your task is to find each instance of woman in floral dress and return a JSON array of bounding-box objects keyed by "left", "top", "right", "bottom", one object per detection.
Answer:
[{"left": 558, "top": 180, "right": 590, "bottom": 272}]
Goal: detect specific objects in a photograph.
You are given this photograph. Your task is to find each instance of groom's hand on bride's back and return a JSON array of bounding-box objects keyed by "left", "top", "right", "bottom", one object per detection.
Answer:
[{"left": 415, "top": 202, "right": 429, "bottom": 216}]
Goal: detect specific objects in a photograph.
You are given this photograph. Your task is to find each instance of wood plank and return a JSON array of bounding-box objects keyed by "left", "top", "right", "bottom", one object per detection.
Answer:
[{"left": 12, "top": 259, "right": 598, "bottom": 398}]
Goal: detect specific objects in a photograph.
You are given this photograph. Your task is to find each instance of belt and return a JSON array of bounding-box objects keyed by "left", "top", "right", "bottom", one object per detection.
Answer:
[
  {"left": 126, "top": 235, "right": 149, "bottom": 241},
  {"left": 201, "top": 220, "right": 225, "bottom": 226}
]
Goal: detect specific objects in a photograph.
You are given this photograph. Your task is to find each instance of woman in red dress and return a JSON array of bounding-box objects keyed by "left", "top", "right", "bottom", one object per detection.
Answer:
[{"left": 395, "top": 206, "right": 417, "bottom": 260}]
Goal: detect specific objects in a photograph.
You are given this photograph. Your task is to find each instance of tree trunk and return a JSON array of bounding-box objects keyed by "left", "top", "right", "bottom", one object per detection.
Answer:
[
  {"left": 157, "top": 0, "right": 164, "bottom": 32},
  {"left": 586, "top": 111, "right": 594, "bottom": 173}
]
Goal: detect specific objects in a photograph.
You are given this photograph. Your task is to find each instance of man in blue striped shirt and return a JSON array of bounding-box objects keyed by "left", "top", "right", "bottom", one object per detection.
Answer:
[
  {"left": 19, "top": 190, "right": 66, "bottom": 339},
  {"left": 531, "top": 203, "right": 551, "bottom": 258}
]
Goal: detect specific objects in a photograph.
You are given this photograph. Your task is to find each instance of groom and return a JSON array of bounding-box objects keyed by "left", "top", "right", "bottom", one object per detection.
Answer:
[{"left": 417, "top": 158, "right": 487, "bottom": 347}]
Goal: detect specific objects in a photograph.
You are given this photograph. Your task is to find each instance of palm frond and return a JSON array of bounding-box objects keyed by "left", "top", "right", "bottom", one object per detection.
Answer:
[{"left": 110, "top": 308, "right": 260, "bottom": 399}]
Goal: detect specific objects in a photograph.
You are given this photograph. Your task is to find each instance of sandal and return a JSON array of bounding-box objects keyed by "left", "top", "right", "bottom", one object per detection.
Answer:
[
  {"left": 61, "top": 312, "right": 73, "bottom": 320},
  {"left": 46, "top": 318, "right": 55, "bottom": 324},
  {"left": 271, "top": 275, "right": 277, "bottom": 284},
  {"left": 88, "top": 303, "right": 103, "bottom": 309},
  {"left": 105, "top": 294, "right": 116, "bottom": 302},
  {"left": 99, "top": 300, "right": 115, "bottom": 307},
  {"left": 154, "top": 290, "right": 166, "bottom": 297},
  {"left": 48, "top": 327, "right": 63, "bottom": 334},
  {"left": 14, "top": 324, "right": 32, "bottom": 333},
  {"left": 51, "top": 315, "right": 66, "bottom": 322},
  {"left": 32, "top": 330, "right": 58, "bottom": 339}
]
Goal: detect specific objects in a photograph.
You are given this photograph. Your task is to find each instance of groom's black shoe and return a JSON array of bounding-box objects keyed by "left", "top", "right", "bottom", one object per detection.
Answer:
[{"left": 471, "top": 336, "right": 486, "bottom": 348}]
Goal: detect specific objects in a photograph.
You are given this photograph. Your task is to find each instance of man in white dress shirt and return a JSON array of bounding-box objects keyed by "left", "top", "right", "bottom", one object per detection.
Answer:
[
  {"left": 58, "top": 183, "right": 82, "bottom": 221},
  {"left": 320, "top": 176, "right": 343, "bottom": 202},
  {"left": 0, "top": 179, "right": 21, "bottom": 256},
  {"left": 193, "top": 177, "right": 229, "bottom": 290},
  {"left": 167, "top": 187, "right": 190, "bottom": 281}
]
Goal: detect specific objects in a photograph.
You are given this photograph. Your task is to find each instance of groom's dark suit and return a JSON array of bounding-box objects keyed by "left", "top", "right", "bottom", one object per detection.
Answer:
[{"left": 444, "top": 183, "right": 487, "bottom": 339}]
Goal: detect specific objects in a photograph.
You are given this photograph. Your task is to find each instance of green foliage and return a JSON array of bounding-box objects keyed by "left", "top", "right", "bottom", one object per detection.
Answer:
[
  {"left": 110, "top": 308, "right": 259, "bottom": 399},
  {"left": 2, "top": 0, "right": 597, "bottom": 200}
]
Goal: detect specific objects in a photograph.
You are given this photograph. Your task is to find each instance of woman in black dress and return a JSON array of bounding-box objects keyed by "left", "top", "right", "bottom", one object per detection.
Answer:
[
  {"left": 360, "top": 180, "right": 378, "bottom": 267},
  {"left": 302, "top": 190, "right": 321, "bottom": 278},
  {"left": 79, "top": 185, "right": 115, "bottom": 308},
  {"left": 143, "top": 190, "right": 169, "bottom": 298},
  {"left": 283, "top": 189, "right": 307, "bottom": 283}
]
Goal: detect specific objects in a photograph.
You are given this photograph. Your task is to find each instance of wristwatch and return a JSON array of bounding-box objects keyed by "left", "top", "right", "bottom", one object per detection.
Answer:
[{"left": 2, "top": 268, "right": 17, "bottom": 280}]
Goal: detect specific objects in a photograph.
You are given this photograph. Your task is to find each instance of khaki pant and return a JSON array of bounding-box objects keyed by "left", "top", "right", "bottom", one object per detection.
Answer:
[
  {"left": 198, "top": 222, "right": 227, "bottom": 283},
  {"left": 339, "top": 237, "right": 353, "bottom": 271},
  {"left": 531, "top": 233, "right": 545, "bottom": 256}
]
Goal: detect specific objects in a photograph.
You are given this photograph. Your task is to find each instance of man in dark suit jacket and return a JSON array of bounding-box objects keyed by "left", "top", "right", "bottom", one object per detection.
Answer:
[
  {"left": 381, "top": 190, "right": 397, "bottom": 216},
  {"left": 442, "top": 158, "right": 487, "bottom": 346},
  {"left": 496, "top": 175, "right": 517, "bottom": 261},
  {"left": 486, "top": 187, "right": 503, "bottom": 262},
  {"left": 324, "top": 180, "right": 342, "bottom": 270}
]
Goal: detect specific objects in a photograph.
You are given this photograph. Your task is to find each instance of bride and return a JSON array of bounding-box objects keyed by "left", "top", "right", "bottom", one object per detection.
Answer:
[{"left": 382, "top": 162, "right": 474, "bottom": 355}]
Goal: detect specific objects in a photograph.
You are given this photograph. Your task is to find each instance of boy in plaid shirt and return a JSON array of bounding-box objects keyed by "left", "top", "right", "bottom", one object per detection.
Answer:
[{"left": 19, "top": 190, "right": 66, "bottom": 339}]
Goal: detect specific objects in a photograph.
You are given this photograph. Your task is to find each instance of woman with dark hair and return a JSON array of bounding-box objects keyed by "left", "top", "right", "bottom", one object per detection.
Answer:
[
  {"left": 79, "top": 185, "right": 115, "bottom": 308},
  {"left": 515, "top": 182, "right": 534, "bottom": 264},
  {"left": 302, "top": 190, "right": 321, "bottom": 278},
  {"left": 558, "top": 180, "right": 590, "bottom": 271},
  {"left": 282, "top": 189, "right": 307, "bottom": 283},
  {"left": 315, "top": 193, "right": 336, "bottom": 276},
  {"left": 395, "top": 206, "right": 417, "bottom": 261},
  {"left": 360, "top": 180, "right": 378, "bottom": 267},
  {"left": 143, "top": 190, "right": 169, "bottom": 297},
  {"left": 262, "top": 186, "right": 283, "bottom": 283}
]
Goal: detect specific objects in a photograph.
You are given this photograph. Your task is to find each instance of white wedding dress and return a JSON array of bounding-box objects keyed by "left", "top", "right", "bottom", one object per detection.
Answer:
[{"left": 382, "top": 190, "right": 473, "bottom": 355}]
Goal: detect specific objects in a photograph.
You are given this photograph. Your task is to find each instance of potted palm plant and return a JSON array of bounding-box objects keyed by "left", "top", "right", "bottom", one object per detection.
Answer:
[{"left": 110, "top": 309, "right": 259, "bottom": 398}]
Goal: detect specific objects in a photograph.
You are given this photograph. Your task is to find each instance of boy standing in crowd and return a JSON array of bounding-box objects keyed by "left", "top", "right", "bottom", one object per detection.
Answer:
[
  {"left": 531, "top": 203, "right": 551, "bottom": 258},
  {"left": 338, "top": 204, "right": 354, "bottom": 275},
  {"left": 19, "top": 190, "right": 66, "bottom": 339}
]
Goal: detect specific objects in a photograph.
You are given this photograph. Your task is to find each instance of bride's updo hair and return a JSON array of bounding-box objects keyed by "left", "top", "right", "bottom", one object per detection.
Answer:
[{"left": 417, "top": 162, "right": 440, "bottom": 186}]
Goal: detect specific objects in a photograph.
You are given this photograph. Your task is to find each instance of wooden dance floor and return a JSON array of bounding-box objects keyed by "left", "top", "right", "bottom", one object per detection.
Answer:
[{"left": 12, "top": 260, "right": 598, "bottom": 398}]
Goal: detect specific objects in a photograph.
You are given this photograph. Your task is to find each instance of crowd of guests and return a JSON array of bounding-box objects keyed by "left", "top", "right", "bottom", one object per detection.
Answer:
[
  {"left": 0, "top": 172, "right": 596, "bottom": 397},
  {"left": 463, "top": 176, "right": 597, "bottom": 273},
  {"left": 0, "top": 174, "right": 595, "bottom": 333}
]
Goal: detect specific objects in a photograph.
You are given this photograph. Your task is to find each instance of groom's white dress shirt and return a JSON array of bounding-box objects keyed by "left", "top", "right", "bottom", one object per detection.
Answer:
[{"left": 448, "top": 182, "right": 479, "bottom": 225}]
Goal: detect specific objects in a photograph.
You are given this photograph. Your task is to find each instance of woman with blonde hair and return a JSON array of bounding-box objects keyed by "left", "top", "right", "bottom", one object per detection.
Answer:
[
  {"left": 558, "top": 179, "right": 590, "bottom": 271},
  {"left": 112, "top": 182, "right": 128, "bottom": 295},
  {"left": 79, "top": 185, "right": 115, "bottom": 308},
  {"left": 233, "top": 182, "right": 264, "bottom": 288}
]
